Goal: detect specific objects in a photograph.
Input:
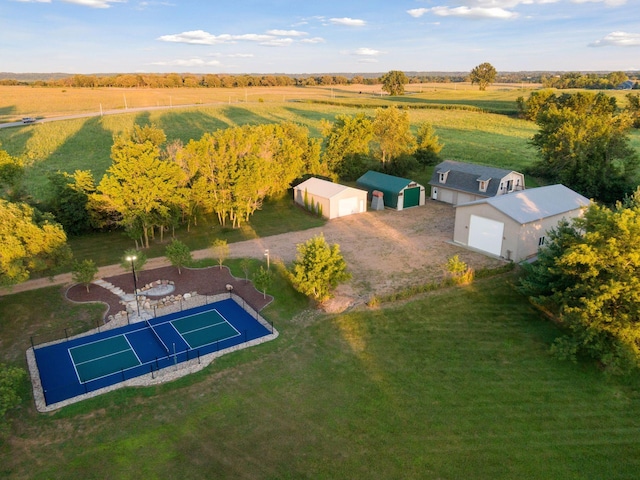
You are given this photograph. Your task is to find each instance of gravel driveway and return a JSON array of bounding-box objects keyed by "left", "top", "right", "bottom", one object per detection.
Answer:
[{"left": 216, "top": 201, "right": 505, "bottom": 310}]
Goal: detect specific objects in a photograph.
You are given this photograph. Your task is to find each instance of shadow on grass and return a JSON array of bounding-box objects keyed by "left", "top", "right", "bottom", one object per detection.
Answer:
[
  {"left": 22, "top": 116, "right": 114, "bottom": 203},
  {"left": 155, "top": 110, "right": 230, "bottom": 142},
  {"left": 221, "top": 106, "right": 273, "bottom": 126}
]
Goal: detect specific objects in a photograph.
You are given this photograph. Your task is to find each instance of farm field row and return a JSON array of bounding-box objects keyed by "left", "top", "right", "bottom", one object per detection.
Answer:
[{"left": 0, "top": 83, "right": 536, "bottom": 122}]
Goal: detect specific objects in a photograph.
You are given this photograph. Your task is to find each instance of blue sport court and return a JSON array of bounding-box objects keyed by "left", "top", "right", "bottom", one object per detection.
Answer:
[{"left": 33, "top": 299, "right": 273, "bottom": 407}]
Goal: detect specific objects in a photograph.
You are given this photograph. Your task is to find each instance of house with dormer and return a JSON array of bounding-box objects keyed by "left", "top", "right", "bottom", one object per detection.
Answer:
[{"left": 429, "top": 160, "right": 525, "bottom": 205}]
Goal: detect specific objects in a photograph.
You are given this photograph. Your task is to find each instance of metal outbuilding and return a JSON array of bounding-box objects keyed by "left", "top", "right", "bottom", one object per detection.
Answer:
[
  {"left": 293, "top": 177, "right": 368, "bottom": 219},
  {"left": 356, "top": 171, "right": 425, "bottom": 210},
  {"left": 453, "top": 184, "right": 590, "bottom": 262}
]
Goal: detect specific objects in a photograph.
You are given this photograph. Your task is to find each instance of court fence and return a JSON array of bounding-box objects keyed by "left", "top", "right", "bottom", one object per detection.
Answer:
[
  {"left": 27, "top": 292, "right": 279, "bottom": 412},
  {"left": 30, "top": 291, "right": 269, "bottom": 349}
]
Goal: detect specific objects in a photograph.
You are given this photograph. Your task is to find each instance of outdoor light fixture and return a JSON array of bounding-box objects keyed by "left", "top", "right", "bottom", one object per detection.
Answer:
[
  {"left": 264, "top": 249, "right": 270, "bottom": 269},
  {"left": 126, "top": 255, "right": 140, "bottom": 317}
]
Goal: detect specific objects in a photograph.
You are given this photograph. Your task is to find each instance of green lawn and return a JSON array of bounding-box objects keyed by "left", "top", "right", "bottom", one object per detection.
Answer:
[
  {"left": 2, "top": 273, "right": 640, "bottom": 479},
  {"left": 67, "top": 193, "right": 325, "bottom": 266}
]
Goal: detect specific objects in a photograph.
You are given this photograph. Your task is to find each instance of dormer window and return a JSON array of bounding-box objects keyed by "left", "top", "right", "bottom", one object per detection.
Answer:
[
  {"left": 477, "top": 176, "right": 491, "bottom": 193},
  {"left": 438, "top": 170, "right": 449, "bottom": 184}
]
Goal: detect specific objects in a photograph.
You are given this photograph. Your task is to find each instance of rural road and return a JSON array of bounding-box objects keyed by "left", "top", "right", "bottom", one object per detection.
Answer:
[{"left": 0, "top": 101, "right": 227, "bottom": 129}]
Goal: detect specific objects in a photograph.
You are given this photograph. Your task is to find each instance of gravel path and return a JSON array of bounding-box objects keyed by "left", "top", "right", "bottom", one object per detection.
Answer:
[{"left": 1, "top": 202, "right": 504, "bottom": 309}]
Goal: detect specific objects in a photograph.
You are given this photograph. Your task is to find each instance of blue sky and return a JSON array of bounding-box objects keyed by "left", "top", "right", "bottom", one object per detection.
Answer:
[{"left": 2, "top": 0, "right": 639, "bottom": 74}]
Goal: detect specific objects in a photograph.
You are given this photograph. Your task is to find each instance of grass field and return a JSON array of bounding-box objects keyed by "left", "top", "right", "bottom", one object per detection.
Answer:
[{"left": 2, "top": 271, "right": 640, "bottom": 479}]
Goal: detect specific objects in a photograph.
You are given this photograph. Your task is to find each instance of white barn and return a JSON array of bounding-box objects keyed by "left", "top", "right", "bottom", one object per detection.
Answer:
[{"left": 293, "top": 177, "right": 368, "bottom": 220}]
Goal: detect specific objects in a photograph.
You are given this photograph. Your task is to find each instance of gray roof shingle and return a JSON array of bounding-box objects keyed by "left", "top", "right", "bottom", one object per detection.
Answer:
[
  {"left": 457, "top": 184, "right": 590, "bottom": 224},
  {"left": 429, "top": 160, "right": 519, "bottom": 197}
]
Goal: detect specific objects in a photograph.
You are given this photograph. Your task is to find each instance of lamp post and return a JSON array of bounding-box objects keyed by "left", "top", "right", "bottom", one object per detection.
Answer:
[
  {"left": 264, "top": 249, "right": 270, "bottom": 270},
  {"left": 126, "top": 255, "right": 140, "bottom": 317}
]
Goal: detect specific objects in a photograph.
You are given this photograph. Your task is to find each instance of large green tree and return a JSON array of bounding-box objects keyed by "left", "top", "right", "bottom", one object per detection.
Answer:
[
  {"left": 469, "top": 62, "right": 497, "bottom": 91},
  {"left": 0, "top": 364, "right": 26, "bottom": 423},
  {"left": 372, "top": 106, "right": 416, "bottom": 165},
  {"left": 626, "top": 92, "right": 640, "bottom": 128},
  {"left": 0, "top": 199, "right": 70, "bottom": 286},
  {"left": 380, "top": 70, "right": 408, "bottom": 96},
  {"left": 519, "top": 195, "right": 640, "bottom": 374},
  {"left": 414, "top": 122, "right": 444, "bottom": 166},
  {"left": 97, "top": 132, "right": 185, "bottom": 247},
  {"left": 184, "top": 122, "right": 320, "bottom": 228},
  {"left": 288, "top": 234, "right": 351, "bottom": 302},
  {"left": 320, "top": 113, "right": 374, "bottom": 178},
  {"left": 0, "top": 146, "right": 25, "bottom": 201},
  {"left": 530, "top": 92, "right": 638, "bottom": 203}
]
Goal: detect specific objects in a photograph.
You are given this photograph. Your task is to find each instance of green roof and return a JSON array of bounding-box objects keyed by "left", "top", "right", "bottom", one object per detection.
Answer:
[{"left": 356, "top": 171, "right": 412, "bottom": 193}]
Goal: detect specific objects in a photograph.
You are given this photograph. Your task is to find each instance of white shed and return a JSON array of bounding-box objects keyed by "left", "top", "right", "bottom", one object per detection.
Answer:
[
  {"left": 453, "top": 184, "right": 590, "bottom": 262},
  {"left": 293, "top": 177, "right": 368, "bottom": 220}
]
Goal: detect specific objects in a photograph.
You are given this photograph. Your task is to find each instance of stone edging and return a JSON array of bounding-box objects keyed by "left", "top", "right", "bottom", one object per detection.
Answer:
[{"left": 27, "top": 292, "right": 278, "bottom": 413}]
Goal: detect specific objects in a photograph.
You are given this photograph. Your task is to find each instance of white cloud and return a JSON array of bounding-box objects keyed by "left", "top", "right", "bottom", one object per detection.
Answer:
[
  {"left": 158, "top": 29, "right": 325, "bottom": 48},
  {"left": 266, "top": 29, "right": 307, "bottom": 36},
  {"left": 61, "top": 0, "right": 126, "bottom": 7},
  {"left": 227, "top": 53, "right": 254, "bottom": 58},
  {"left": 149, "top": 58, "right": 222, "bottom": 67},
  {"left": 589, "top": 31, "right": 640, "bottom": 47},
  {"left": 15, "top": 0, "right": 127, "bottom": 4},
  {"left": 572, "top": 0, "right": 627, "bottom": 5},
  {"left": 409, "top": 6, "right": 518, "bottom": 19},
  {"left": 330, "top": 17, "right": 366, "bottom": 27},
  {"left": 407, "top": 8, "right": 429, "bottom": 18},
  {"left": 300, "top": 37, "right": 326, "bottom": 44},
  {"left": 355, "top": 47, "right": 381, "bottom": 56},
  {"left": 157, "top": 30, "right": 234, "bottom": 45},
  {"left": 158, "top": 30, "right": 276, "bottom": 45},
  {"left": 260, "top": 38, "right": 294, "bottom": 47}
]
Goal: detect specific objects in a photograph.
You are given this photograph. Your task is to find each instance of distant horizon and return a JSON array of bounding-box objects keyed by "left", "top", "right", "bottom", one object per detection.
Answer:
[
  {"left": 2, "top": 1, "right": 639, "bottom": 74},
  {"left": 1, "top": 69, "right": 638, "bottom": 81}
]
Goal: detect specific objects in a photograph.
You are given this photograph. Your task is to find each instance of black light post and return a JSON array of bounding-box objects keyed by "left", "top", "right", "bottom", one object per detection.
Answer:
[{"left": 126, "top": 255, "right": 140, "bottom": 317}]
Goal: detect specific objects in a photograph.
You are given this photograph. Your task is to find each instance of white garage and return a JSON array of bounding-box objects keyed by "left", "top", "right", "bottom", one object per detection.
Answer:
[
  {"left": 294, "top": 177, "right": 368, "bottom": 220},
  {"left": 453, "top": 184, "right": 590, "bottom": 262}
]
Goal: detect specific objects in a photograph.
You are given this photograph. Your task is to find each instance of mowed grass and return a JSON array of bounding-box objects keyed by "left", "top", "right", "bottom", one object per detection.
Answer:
[
  {"left": 2, "top": 274, "right": 640, "bottom": 479},
  {"left": 67, "top": 193, "right": 325, "bottom": 266}
]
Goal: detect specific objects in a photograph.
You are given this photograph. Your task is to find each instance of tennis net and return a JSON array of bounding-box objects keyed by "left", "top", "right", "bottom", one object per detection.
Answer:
[{"left": 146, "top": 320, "right": 170, "bottom": 356}]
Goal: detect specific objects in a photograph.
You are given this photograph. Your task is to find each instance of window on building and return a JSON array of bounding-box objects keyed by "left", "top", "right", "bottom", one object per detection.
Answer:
[{"left": 538, "top": 236, "right": 545, "bottom": 246}]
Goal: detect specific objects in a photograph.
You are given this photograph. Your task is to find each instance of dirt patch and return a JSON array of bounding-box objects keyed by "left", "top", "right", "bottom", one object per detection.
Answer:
[
  {"left": 66, "top": 201, "right": 504, "bottom": 314},
  {"left": 220, "top": 201, "right": 505, "bottom": 308}
]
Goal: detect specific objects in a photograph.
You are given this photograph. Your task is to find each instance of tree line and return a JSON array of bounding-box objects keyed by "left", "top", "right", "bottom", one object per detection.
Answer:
[
  {"left": 4, "top": 69, "right": 625, "bottom": 89},
  {"left": 517, "top": 90, "right": 640, "bottom": 204},
  {"left": 541, "top": 71, "right": 638, "bottom": 90}
]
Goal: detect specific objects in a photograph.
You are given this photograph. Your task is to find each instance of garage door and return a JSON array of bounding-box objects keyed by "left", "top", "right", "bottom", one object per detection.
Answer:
[
  {"left": 468, "top": 215, "right": 504, "bottom": 256},
  {"left": 403, "top": 187, "right": 421, "bottom": 208},
  {"left": 338, "top": 197, "right": 359, "bottom": 217}
]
